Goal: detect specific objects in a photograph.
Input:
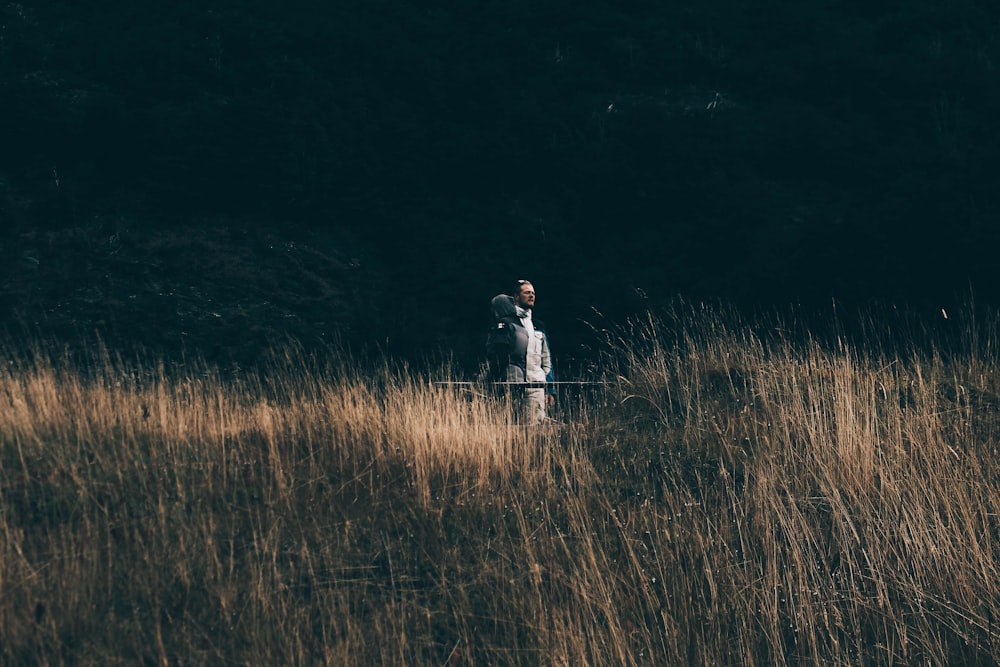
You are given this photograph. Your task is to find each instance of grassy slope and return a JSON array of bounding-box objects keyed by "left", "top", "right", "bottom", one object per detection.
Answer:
[
  {"left": 0, "top": 220, "right": 381, "bottom": 365},
  {"left": 3, "top": 304, "right": 1000, "bottom": 664}
]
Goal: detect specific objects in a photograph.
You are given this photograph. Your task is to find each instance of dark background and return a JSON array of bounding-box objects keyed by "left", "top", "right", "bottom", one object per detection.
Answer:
[{"left": 2, "top": 0, "right": 999, "bottom": 370}]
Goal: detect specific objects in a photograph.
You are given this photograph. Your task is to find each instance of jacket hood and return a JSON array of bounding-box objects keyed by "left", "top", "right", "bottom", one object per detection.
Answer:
[{"left": 491, "top": 294, "right": 517, "bottom": 321}]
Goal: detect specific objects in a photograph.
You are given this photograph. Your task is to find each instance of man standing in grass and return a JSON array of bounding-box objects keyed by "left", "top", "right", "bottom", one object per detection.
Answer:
[{"left": 486, "top": 279, "right": 554, "bottom": 424}]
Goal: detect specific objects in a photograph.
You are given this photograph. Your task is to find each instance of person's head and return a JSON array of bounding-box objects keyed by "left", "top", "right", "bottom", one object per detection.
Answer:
[{"left": 514, "top": 279, "right": 535, "bottom": 309}]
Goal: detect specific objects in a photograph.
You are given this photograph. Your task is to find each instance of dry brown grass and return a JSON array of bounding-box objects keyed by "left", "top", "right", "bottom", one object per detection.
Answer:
[{"left": 3, "top": 305, "right": 1000, "bottom": 665}]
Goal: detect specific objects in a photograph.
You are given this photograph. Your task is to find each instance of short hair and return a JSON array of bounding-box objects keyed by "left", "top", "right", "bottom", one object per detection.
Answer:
[{"left": 513, "top": 279, "right": 533, "bottom": 297}]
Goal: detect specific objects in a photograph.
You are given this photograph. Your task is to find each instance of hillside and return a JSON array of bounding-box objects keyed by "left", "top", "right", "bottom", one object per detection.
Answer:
[
  {"left": 3, "top": 305, "right": 999, "bottom": 664},
  {"left": 1, "top": 220, "right": 378, "bottom": 363},
  {"left": 4, "top": 1, "right": 1000, "bottom": 360}
]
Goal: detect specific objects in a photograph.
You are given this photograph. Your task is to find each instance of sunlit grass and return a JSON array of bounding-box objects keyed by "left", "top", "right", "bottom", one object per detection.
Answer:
[{"left": 3, "top": 304, "right": 1000, "bottom": 664}]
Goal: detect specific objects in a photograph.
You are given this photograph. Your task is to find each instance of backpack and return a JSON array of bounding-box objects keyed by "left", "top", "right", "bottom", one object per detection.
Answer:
[{"left": 485, "top": 294, "right": 518, "bottom": 382}]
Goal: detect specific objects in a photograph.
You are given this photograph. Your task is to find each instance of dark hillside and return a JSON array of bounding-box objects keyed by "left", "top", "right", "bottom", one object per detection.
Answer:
[
  {"left": 1, "top": 221, "right": 380, "bottom": 364},
  {"left": 3, "top": 0, "right": 1000, "bottom": 364}
]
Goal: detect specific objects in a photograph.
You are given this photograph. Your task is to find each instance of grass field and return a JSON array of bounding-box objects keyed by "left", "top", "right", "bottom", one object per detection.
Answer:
[{"left": 3, "top": 304, "right": 1000, "bottom": 665}]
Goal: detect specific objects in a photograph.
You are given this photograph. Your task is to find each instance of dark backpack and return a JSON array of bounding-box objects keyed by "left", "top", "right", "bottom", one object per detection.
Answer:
[
  {"left": 485, "top": 317, "right": 516, "bottom": 382},
  {"left": 485, "top": 294, "right": 520, "bottom": 382}
]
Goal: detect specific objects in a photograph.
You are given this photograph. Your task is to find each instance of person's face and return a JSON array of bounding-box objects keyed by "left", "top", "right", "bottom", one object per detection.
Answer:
[{"left": 517, "top": 283, "right": 535, "bottom": 309}]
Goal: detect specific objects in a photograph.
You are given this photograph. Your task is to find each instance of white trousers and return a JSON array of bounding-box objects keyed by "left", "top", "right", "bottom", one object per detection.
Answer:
[{"left": 523, "top": 388, "right": 547, "bottom": 425}]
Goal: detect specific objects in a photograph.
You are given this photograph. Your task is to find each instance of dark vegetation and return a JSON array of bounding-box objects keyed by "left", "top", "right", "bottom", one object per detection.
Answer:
[{"left": 3, "top": 0, "right": 1000, "bottom": 364}]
